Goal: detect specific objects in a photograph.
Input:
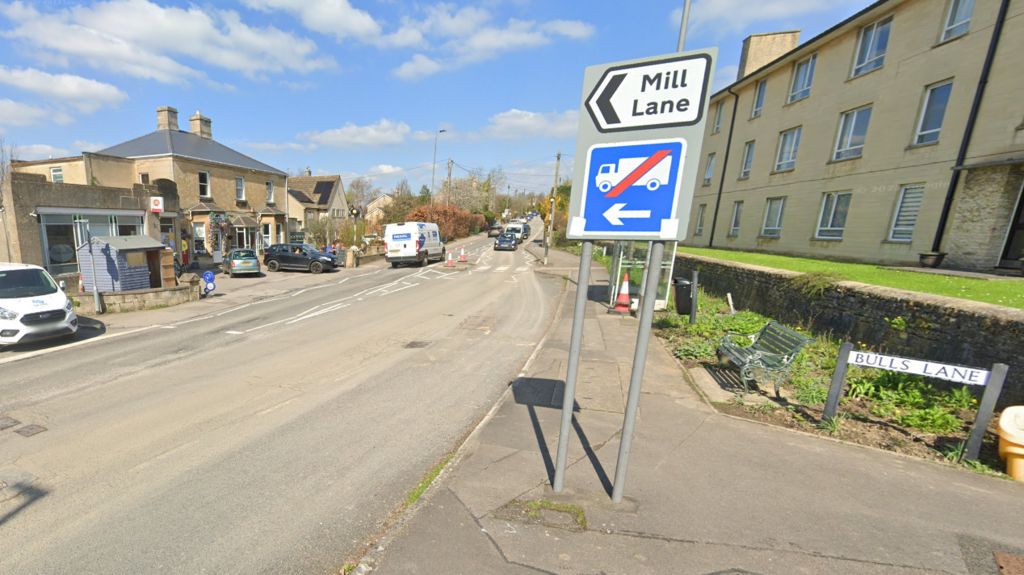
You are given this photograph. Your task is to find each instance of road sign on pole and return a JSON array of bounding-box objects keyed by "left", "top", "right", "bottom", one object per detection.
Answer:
[
  {"left": 585, "top": 53, "right": 711, "bottom": 133},
  {"left": 567, "top": 49, "right": 716, "bottom": 243},
  {"left": 554, "top": 48, "right": 714, "bottom": 502}
]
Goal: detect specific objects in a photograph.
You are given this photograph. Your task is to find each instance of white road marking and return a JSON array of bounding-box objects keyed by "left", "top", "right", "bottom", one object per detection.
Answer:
[
  {"left": 225, "top": 330, "right": 244, "bottom": 335},
  {"left": 0, "top": 324, "right": 161, "bottom": 366},
  {"left": 495, "top": 266, "right": 509, "bottom": 272},
  {"left": 292, "top": 284, "right": 330, "bottom": 297},
  {"left": 515, "top": 266, "right": 528, "bottom": 272},
  {"left": 159, "top": 325, "right": 177, "bottom": 329},
  {"left": 476, "top": 266, "right": 491, "bottom": 272}
]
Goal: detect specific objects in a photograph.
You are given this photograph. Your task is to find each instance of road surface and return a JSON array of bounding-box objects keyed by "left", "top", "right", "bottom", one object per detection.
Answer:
[{"left": 0, "top": 232, "right": 560, "bottom": 574}]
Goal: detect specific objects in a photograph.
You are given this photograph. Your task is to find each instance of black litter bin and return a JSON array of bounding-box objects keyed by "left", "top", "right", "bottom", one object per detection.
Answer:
[{"left": 671, "top": 277, "right": 692, "bottom": 315}]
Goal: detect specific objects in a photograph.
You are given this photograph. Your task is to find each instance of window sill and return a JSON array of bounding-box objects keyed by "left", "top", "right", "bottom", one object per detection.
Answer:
[
  {"left": 933, "top": 31, "right": 968, "bottom": 50},
  {"left": 701, "top": 182, "right": 712, "bottom": 187},
  {"left": 737, "top": 175, "right": 750, "bottom": 181},
  {"left": 770, "top": 168, "right": 795, "bottom": 175},
  {"left": 784, "top": 95, "right": 809, "bottom": 107},
  {"left": 846, "top": 65, "right": 883, "bottom": 82},
  {"left": 758, "top": 234, "right": 781, "bottom": 240},
  {"left": 881, "top": 238, "right": 913, "bottom": 245},
  {"left": 811, "top": 236, "right": 843, "bottom": 242},
  {"left": 827, "top": 154, "right": 862, "bottom": 165},
  {"left": 726, "top": 233, "right": 739, "bottom": 238},
  {"left": 905, "top": 140, "right": 940, "bottom": 151},
  {"left": 749, "top": 112, "right": 762, "bottom": 121}
]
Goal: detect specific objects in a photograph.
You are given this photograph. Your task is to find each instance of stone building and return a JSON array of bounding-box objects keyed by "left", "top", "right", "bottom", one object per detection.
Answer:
[
  {"left": 7, "top": 106, "right": 288, "bottom": 271},
  {"left": 285, "top": 172, "right": 349, "bottom": 244},
  {"left": 685, "top": 0, "right": 1024, "bottom": 272}
]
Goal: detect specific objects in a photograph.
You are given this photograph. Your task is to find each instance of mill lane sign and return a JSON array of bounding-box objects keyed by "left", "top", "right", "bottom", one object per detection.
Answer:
[{"left": 585, "top": 53, "right": 712, "bottom": 133}]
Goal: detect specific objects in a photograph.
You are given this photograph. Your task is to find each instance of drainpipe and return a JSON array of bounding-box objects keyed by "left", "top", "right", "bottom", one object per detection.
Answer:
[
  {"left": 930, "top": 0, "right": 1010, "bottom": 254},
  {"left": 707, "top": 87, "right": 740, "bottom": 247}
]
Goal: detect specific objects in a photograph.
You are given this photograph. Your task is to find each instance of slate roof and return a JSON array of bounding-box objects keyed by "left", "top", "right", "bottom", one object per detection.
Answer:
[
  {"left": 288, "top": 175, "right": 345, "bottom": 208},
  {"left": 93, "top": 235, "right": 166, "bottom": 251},
  {"left": 97, "top": 129, "right": 286, "bottom": 176},
  {"left": 288, "top": 189, "right": 316, "bottom": 206},
  {"left": 186, "top": 201, "right": 226, "bottom": 213}
]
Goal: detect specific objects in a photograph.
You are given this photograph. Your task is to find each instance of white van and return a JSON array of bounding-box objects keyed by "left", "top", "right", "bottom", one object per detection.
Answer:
[
  {"left": 0, "top": 263, "right": 78, "bottom": 347},
  {"left": 504, "top": 223, "right": 526, "bottom": 243},
  {"left": 384, "top": 222, "right": 446, "bottom": 268}
]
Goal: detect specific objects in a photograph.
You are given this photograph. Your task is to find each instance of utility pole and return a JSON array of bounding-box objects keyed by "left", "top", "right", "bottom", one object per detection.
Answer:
[
  {"left": 445, "top": 158, "right": 453, "bottom": 207},
  {"left": 544, "top": 151, "right": 560, "bottom": 265},
  {"left": 430, "top": 128, "right": 446, "bottom": 205}
]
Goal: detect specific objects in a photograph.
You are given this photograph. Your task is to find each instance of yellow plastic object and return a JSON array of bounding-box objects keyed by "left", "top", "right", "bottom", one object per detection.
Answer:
[{"left": 998, "top": 406, "right": 1024, "bottom": 481}]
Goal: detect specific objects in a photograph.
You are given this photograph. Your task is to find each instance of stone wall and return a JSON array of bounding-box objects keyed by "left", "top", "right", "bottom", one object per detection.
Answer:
[
  {"left": 945, "top": 164, "right": 1024, "bottom": 269},
  {"left": 71, "top": 278, "right": 200, "bottom": 314},
  {"left": 675, "top": 254, "right": 1024, "bottom": 407}
]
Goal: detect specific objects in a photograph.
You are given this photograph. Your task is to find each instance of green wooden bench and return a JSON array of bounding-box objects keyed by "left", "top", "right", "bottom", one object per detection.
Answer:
[{"left": 717, "top": 321, "right": 813, "bottom": 397}]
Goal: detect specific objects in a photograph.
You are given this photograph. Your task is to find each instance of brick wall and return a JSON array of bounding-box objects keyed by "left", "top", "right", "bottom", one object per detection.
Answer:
[{"left": 675, "top": 254, "right": 1024, "bottom": 407}]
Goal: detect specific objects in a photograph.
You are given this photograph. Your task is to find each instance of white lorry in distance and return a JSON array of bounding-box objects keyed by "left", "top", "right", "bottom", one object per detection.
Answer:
[{"left": 596, "top": 155, "right": 671, "bottom": 193}]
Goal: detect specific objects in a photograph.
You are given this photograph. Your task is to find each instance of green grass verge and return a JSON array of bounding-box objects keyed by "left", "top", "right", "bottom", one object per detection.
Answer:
[
  {"left": 679, "top": 246, "right": 1024, "bottom": 309},
  {"left": 404, "top": 453, "right": 454, "bottom": 507},
  {"left": 522, "top": 499, "right": 588, "bottom": 530}
]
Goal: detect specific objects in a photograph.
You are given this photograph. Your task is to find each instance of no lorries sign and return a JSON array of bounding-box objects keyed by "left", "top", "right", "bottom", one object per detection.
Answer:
[
  {"left": 568, "top": 48, "right": 715, "bottom": 241},
  {"left": 586, "top": 53, "right": 711, "bottom": 133}
]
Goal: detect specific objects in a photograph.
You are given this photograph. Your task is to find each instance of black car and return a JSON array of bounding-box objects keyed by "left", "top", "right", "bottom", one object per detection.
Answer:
[
  {"left": 263, "top": 243, "right": 339, "bottom": 273},
  {"left": 487, "top": 224, "right": 503, "bottom": 237},
  {"left": 521, "top": 223, "right": 531, "bottom": 240},
  {"left": 493, "top": 233, "right": 518, "bottom": 251}
]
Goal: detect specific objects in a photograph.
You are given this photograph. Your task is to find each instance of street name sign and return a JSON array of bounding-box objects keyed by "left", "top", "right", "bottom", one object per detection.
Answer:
[
  {"left": 567, "top": 48, "right": 716, "bottom": 242},
  {"left": 848, "top": 350, "right": 990, "bottom": 386},
  {"left": 586, "top": 53, "right": 712, "bottom": 133}
]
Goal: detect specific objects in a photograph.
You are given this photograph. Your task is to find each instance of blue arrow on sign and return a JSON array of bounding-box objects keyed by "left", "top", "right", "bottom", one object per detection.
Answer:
[
  {"left": 572, "top": 138, "right": 687, "bottom": 238},
  {"left": 202, "top": 270, "right": 215, "bottom": 284}
]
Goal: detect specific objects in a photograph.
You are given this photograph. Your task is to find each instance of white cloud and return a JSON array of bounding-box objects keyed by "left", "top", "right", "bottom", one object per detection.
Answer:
[
  {"left": 13, "top": 143, "right": 72, "bottom": 160},
  {"left": 73, "top": 140, "right": 106, "bottom": 152},
  {"left": 676, "top": 0, "right": 862, "bottom": 34},
  {"left": 393, "top": 54, "right": 443, "bottom": 80},
  {"left": 0, "top": 99, "right": 51, "bottom": 127},
  {"left": 540, "top": 20, "right": 595, "bottom": 40},
  {"left": 300, "top": 119, "right": 411, "bottom": 147},
  {"left": 1, "top": 0, "right": 334, "bottom": 83},
  {"left": 368, "top": 164, "right": 403, "bottom": 175},
  {"left": 481, "top": 109, "right": 578, "bottom": 140},
  {"left": 0, "top": 66, "right": 126, "bottom": 112},
  {"left": 714, "top": 65, "right": 740, "bottom": 90},
  {"left": 241, "top": 0, "right": 381, "bottom": 42}
]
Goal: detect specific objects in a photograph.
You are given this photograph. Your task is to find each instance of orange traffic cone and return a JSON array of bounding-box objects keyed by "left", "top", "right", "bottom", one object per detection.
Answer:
[
  {"left": 610, "top": 272, "right": 631, "bottom": 314},
  {"left": 458, "top": 247, "right": 467, "bottom": 263},
  {"left": 445, "top": 252, "right": 455, "bottom": 267}
]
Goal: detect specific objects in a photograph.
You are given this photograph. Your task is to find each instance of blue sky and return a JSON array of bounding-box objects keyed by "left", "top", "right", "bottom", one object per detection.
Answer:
[{"left": 0, "top": 0, "right": 867, "bottom": 197}]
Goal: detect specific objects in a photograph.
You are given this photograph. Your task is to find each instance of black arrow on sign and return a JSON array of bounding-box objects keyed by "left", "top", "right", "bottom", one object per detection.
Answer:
[{"left": 596, "top": 73, "right": 625, "bottom": 125}]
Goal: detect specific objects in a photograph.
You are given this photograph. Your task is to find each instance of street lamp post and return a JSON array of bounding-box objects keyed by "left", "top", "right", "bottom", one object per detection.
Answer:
[{"left": 430, "top": 129, "right": 447, "bottom": 203}]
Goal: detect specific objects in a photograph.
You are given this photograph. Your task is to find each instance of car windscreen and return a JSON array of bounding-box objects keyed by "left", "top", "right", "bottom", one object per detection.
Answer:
[
  {"left": 0, "top": 268, "right": 59, "bottom": 299},
  {"left": 233, "top": 250, "right": 256, "bottom": 259}
]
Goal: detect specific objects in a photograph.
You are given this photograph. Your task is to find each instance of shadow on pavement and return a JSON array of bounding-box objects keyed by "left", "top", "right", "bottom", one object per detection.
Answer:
[
  {"left": 511, "top": 378, "right": 611, "bottom": 494},
  {"left": 0, "top": 483, "right": 48, "bottom": 527}
]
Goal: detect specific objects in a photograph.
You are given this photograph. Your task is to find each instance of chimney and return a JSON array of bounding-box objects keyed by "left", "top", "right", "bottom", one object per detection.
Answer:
[
  {"left": 156, "top": 106, "right": 178, "bottom": 131},
  {"left": 304, "top": 166, "right": 312, "bottom": 176},
  {"left": 189, "top": 111, "right": 213, "bottom": 139},
  {"left": 737, "top": 31, "right": 800, "bottom": 80}
]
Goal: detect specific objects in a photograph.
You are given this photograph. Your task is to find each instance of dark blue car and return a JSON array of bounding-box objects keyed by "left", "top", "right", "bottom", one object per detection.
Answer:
[{"left": 493, "top": 233, "right": 518, "bottom": 251}]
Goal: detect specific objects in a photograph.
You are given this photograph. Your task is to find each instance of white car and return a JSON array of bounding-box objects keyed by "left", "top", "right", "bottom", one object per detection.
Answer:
[{"left": 0, "top": 263, "right": 78, "bottom": 347}]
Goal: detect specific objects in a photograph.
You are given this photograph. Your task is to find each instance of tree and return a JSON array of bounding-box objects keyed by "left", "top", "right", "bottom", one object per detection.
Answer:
[
  {"left": 417, "top": 185, "right": 431, "bottom": 205},
  {"left": 393, "top": 178, "right": 412, "bottom": 198},
  {"left": 346, "top": 177, "right": 372, "bottom": 208}
]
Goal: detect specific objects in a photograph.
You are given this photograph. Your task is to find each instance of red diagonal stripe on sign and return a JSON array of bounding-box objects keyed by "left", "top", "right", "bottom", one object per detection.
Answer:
[{"left": 604, "top": 149, "right": 672, "bottom": 198}]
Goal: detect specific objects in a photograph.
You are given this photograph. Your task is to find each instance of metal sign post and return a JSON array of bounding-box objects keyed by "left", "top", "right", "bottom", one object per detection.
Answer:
[{"left": 552, "top": 46, "right": 715, "bottom": 500}]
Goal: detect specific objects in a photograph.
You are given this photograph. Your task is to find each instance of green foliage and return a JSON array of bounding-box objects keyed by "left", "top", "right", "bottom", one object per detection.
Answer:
[
  {"left": 941, "top": 385, "right": 977, "bottom": 411},
  {"left": 819, "top": 414, "right": 845, "bottom": 435},
  {"left": 792, "top": 375, "right": 828, "bottom": 406},
  {"left": 679, "top": 246, "right": 1024, "bottom": 309},
  {"left": 673, "top": 339, "right": 717, "bottom": 361},
  {"left": 896, "top": 406, "right": 962, "bottom": 434},
  {"left": 884, "top": 315, "right": 908, "bottom": 332},
  {"left": 789, "top": 272, "right": 839, "bottom": 297}
]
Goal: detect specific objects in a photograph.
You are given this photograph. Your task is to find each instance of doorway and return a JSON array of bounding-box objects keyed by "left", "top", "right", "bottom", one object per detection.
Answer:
[{"left": 1000, "top": 180, "right": 1024, "bottom": 268}]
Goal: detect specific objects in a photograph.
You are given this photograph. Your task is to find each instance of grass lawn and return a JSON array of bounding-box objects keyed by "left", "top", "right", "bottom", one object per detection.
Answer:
[{"left": 679, "top": 246, "right": 1024, "bottom": 310}]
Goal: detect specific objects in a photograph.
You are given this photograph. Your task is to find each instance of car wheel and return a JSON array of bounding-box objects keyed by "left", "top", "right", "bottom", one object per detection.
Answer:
[
  {"left": 310, "top": 261, "right": 324, "bottom": 274},
  {"left": 229, "top": 271, "right": 235, "bottom": 279},
  {"left": 267, "top": 260, "right": 280, "bottom": 272}
]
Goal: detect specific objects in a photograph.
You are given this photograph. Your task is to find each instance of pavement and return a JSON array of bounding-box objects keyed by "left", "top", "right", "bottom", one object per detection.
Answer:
[{"left": 361, "top": 241, "right": 1024, "bottom": 575}]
